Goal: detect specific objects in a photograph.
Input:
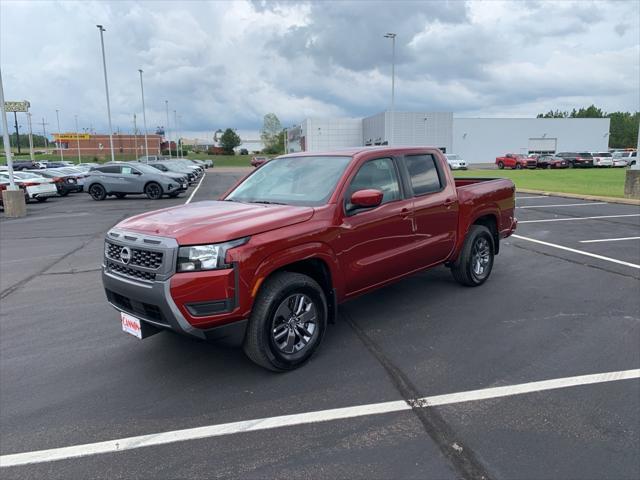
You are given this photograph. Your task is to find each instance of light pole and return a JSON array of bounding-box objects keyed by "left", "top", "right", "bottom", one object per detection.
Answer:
[
  {"left": 40, "top": 118, "right": 49, "bottom": 153},
  {"left": 97, "top": 25, "right": 115, "bottom": 163},
  {"left": 165, "top": 100, "right": 172, "bottom": 157},
  {"left": 384, "top": 32, "right": 396, "bottom": 146},
  {"left": 74, "top": 115, "right": 81, "bottom": 163},
  {"left": 55, "top": 109, "right": 64, "bottom": 161},
  {"left": 138, "top": 69, "right": 149, "bottom": 159},
  {"left": 27, "top": 112, "right": 35, "bottom": 161},
  {"left": 133, "top": 113, "right": 138, "bottom": 157},
  {"left": 174, "top": 109, "right": 179, "bottom": 158},
  {"left": 0, "top": 68, "right": 17, "bottom": 189}
]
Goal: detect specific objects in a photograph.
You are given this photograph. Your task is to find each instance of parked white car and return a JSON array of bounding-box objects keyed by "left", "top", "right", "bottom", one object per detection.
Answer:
[
  {"left": 612, "top": 151, "right": 636, "bottom": 167},
  {"left": 444, "top": 154, "right": 467, "bottom": 170},
  {"left": 0, "top": 171, "right": 58, "bottom": 202},
  {"left": 591, "top": 152, "right": 614, "bottom": 167}
]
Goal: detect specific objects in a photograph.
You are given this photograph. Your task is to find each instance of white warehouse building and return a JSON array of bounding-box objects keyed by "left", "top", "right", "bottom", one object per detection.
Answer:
[{"left": 287, "top": 112, "right": 611, "bottom": 164}]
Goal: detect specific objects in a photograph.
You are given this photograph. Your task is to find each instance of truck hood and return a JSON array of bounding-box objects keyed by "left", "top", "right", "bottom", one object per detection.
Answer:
[{"left": 115, "top": 200, "right": 314, "bottom": 244}]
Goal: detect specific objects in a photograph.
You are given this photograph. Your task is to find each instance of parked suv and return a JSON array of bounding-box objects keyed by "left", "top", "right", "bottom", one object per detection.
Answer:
[
  {"left": 86, "top": 162, "right": 188, "bottom": 201},
  {"left": 11, "top": 159, "right": 40, "bottom": 171},
  {"left": 555, "top": 152, "right": 594, "bottom": 168}
]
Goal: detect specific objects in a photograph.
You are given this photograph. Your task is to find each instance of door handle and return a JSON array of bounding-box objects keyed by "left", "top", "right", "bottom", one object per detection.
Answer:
[
  {"left": 443, "top": 198, "right": 456, "bottom": 207},
  {"left": 400, "top": 207, "right": 412, "bottom": 220}
]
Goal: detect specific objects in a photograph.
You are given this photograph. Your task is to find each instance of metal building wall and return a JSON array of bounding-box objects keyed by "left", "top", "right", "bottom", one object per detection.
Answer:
[
  {"left": 301, "top": 118, "right": 362, "bottom": 152},
  {"left": 452, "top": 118, "right": 611, "bottom": 164},
  {"left": 363, "top": 111, "right": 453, "bottom": 151}
]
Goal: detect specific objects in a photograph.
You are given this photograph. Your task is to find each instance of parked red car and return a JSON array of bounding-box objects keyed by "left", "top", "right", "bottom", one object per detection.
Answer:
[
  {"left": 102, "top": 147, "right": 517, "bottom": 370},
  {"left": 534, "top": 155, "right": 570, "bottom": 169},
  {"left": 496, "top": 154, "right": 537, "bottom": 169},
  {"left": 250, "top": 156, "right": 269, "bottom": 168}
]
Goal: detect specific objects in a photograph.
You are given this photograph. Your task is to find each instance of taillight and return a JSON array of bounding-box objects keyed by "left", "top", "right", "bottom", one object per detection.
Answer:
[
  {"left": 21, "top": 182, "right": 40, "bottom": 187},
  {"left": 53, "top": 177, "right": 63, "bottom": 182}
]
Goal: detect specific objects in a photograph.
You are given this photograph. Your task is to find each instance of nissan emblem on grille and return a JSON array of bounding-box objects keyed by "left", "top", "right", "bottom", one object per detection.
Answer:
[{"left": 120, "top": 246, "right": 132, "bottom": 264}]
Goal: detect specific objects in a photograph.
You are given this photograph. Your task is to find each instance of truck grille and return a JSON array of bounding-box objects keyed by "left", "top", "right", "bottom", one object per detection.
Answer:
[
  {"left": 107, "top": 261, "right": 156, "bottom": 281},
  {"left": 106, "top": 242, "right": 163, "bottom": 269}
]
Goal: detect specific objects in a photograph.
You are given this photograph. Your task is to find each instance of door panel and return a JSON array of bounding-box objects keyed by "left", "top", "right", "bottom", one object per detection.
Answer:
[
  {"left": 403, "top": 154, "right": 458, "bottom": 267},
  {"left": 336, "top": 157, "right": 416, "bottom": 295}
]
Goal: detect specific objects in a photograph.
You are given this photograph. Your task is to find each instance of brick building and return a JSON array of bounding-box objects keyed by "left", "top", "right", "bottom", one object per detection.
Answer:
[{"left": 52, "top": 133, "right": 162, "bottom": 159}]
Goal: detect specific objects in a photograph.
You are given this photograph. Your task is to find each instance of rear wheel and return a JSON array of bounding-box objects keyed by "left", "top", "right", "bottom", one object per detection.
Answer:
[
  {"left": 451, "top": 225, "right": 495, "bottom": 287},
  {"left": 244, "top": 272, "right": 327, "bottom": 371},
  {"left": 497, "top": 161, "right": 504, "bottom": 169},
  {"left": 89, "top": 183, "right": 107, "bottom": 201},
  {"left": 144, "top": 182, "right": 163, "bottom": 200},
  {"left": 515, "top": 164, "right": 523, "bottom": 170}
]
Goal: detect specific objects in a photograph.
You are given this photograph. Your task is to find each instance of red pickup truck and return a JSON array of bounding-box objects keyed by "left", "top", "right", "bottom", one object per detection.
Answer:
[
  {"left": 102, "top": 147, "right": 517, "bottom": 371},
  {"left": 496, "top": 154, "right": 537, "bottom": 170}
]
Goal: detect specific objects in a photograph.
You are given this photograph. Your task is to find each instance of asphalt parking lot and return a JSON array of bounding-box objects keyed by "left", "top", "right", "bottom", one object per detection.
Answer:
[{"left": 1, "top": 172, "right": 639, "bottom": 479}]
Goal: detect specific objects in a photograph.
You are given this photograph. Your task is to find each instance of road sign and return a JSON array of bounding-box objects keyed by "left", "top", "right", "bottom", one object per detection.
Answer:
[{"left": 4, "top": 101, "right": 30, "bottom": 112}]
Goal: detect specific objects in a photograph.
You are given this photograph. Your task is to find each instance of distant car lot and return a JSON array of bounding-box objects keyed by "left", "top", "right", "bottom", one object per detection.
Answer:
[{"left": 1, "top": 172, "right": 637, "bottom": 479}]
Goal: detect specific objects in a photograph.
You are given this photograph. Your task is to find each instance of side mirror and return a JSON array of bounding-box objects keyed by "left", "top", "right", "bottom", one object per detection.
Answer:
[
  {"left": 133, "top": 171, "right": 142, "bottom": 175},
  {"left": 350, "top": 189, "right": 383, "bottom": 209}
]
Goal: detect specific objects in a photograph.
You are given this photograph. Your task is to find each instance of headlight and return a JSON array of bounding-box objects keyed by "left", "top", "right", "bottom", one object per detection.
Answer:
[{"left": 177, "top": 237, "right": 249, "bottom": 272}]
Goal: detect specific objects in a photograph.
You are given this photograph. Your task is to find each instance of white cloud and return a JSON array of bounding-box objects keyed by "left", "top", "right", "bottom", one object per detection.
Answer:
[{"left": 1, "top": 0, "right": 638, "bottom": 142}]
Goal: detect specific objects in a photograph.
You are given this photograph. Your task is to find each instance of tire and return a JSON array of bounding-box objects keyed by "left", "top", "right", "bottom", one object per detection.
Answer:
[
  {"left": 36, "top": 197, "right": 48, "bottom": 203},
  {"left": 88, "top": 183, "right": 107, "bottom": 201},
  {"left": 243, "top": 272, "right": 327, "bottom": 371},
  {"left": 58, "top": 190, "right": 70, "bottom": 197},
  {"left": 451, "top": 225, "right": 495, "bottom": 287},
  {"left": 497, "top": 161, "right": 504, "bottom": 169},
  {"left": 545, "top": 164, "right": 551, "bottom": 169},
  {"left": 515, "top": 164, "right": 523, "bottom": 170},
  {"left": 568, "top": 161, "right": 575, "bottom": 168},
  {"left": 144, "top": 182, "right": 163, "bottom": 200},
  {"left": 115, "top": 193, "right": 127, "bottom": 199}
]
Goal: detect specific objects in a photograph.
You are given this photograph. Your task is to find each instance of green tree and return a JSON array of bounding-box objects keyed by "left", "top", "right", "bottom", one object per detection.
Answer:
[
  {"left": 0, "top": 133, "right": 48, "bottom": 148},
  {"left": 536, "top": 109, "right": 568, "bottom": 118},
  {"left": 570, "top": 105, "right": 604, "bottom": 118},
  {"left": 219, "top": 128, "right": 241, "bottom": 154},
  {"left": 260, "top": 113, "right": 283, "bottom": 154}
]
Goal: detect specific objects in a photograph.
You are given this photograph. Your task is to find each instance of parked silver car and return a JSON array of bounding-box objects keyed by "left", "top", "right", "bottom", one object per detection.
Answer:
[{"left": 86, "top": 162, "right": 189, "bottom": 201}]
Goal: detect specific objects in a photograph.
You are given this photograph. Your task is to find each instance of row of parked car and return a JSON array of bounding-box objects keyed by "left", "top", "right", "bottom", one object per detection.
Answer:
[
  {"left": 495, "top": 151, "right": 637, "bottom": 169},
  {"left": 0, "top": 156, "right": 211, "bottom": 208}
]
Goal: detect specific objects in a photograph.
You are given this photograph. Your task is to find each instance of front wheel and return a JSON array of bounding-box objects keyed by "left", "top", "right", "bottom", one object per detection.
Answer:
[
  {"left": 451, "top": 225, "right": 495, "bottom": 287},
  {"left": 243, "top": 272, "right": 327, "bottom": 371},
  {"left": 144, "top": 182, "right": 163, "bottom": 200},
  {"left": 515, "top": 164, "right": 523, "bottom": 170},
  {"left": 497, "top": 161, "right": 504, "bottom": 169}
]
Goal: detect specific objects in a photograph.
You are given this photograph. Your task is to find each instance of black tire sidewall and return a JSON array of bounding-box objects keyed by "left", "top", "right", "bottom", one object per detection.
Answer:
[
  {"left": 249, "top": 274, "right": 327, "bottom": 371},
  {"left": 467, "top": 229, "right": 494, "bottom": 284},
  {"left": 145, "top": 182, "right": 163, "bottom": 200},
  {"left": 89, "top": 184, "right": 106, "bottom": 201}
]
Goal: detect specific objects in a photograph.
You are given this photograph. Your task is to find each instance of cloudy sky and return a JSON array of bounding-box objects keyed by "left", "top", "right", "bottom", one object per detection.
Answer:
[{"left": 1, "top": 0, "right": 638, "bottom": 141}]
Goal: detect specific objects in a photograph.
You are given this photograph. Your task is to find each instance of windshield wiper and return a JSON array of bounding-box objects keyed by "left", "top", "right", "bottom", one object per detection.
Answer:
[{"left": 249, "top": 200, "right": 286, "bottom": 205}]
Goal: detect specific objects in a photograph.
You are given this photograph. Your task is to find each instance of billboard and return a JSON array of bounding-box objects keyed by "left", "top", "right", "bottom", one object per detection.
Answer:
[
  {"left": 4, "top": 101, "right": 30, "bottom": 112},
  {"left": 53, "top": 133, "right": 91, "bottom": 141}
]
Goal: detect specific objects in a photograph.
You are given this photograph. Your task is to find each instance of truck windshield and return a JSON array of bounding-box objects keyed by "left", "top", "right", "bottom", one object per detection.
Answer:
[{"left": 227, "top": 156, "right": 351, "bottom": 206}]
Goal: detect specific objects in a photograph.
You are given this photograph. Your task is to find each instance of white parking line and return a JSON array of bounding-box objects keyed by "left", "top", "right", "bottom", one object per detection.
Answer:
[
  {"left": 1, "top": 369, "right": 638, "bottom": 468},
  {"left": 517, "top": 202, "right": 607, "bottom": 209},
  {"left": 184, "top": 173, "right": 206, "bottom": 204},
  {"left": 518, "top": 214, "right": 640, "bottom": 224},
  {"left": 512, "top": 234, "right": 640, "bottom": 269},
  {"left": 516, "top": 196, "right": 549, "bottom": 200},
  {"left": 580, "top": 236, "right": 640, "bottom": 244}
]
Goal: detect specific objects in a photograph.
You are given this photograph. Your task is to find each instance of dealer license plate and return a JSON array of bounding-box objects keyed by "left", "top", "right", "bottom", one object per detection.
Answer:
[{"left": 121, "top": 312, "right": 142, "bottom": 339}]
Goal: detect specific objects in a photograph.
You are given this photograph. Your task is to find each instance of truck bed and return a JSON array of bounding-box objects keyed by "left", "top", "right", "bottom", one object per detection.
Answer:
[{"left": 454, "top": 177, "right": 517, "bottom": 245}]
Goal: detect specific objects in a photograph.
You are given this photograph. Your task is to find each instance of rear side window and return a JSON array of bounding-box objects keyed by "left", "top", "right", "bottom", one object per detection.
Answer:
[
  {"left": 96, "top": 165, "right": 121, "bottom": 174},
  {"left": 404, "top": 154, "right": 443, "bottom": 196}
]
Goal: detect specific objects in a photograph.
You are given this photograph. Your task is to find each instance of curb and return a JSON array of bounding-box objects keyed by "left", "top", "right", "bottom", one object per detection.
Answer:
[{"left": 516, "top": 188, "right": 640, "bottom": 206}]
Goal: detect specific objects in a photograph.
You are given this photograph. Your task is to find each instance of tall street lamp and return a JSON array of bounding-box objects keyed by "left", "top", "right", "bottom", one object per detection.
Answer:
[
  {"left": 55, "top": 109, "right": 64, "bottom": 161},
  {"left": 384, "top": 32, "right": 396, "bottom": 146},
  {"left": 138, "top": 69, "right": 149, "bottom": 158},
  {"left": 97, "top": 25, "right": 115, "bottom": 163},
  {"left": 174, "top": 109, "right": 180, "bottom": 158},
  {"left": 165, "top": 100, "right": 172, "bottom": 157}
]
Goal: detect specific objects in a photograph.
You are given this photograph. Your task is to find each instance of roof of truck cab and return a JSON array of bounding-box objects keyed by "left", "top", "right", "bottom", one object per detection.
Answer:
[{"left": 278, "top": 146, "right": 439, "bottom": 158}]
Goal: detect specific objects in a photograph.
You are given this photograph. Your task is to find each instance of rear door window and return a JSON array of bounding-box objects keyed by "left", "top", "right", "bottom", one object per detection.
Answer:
[
  {"left": 97, "top": 165, "right": 121, "bottom": 174},
  {"left": 404, "top": 154, "right": 443, "bottom": 196}
]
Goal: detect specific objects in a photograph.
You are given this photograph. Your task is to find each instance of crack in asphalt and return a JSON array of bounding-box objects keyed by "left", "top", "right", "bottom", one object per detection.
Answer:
[{"left": 341, "top": 308, "right": 492, "bottom": 480}]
